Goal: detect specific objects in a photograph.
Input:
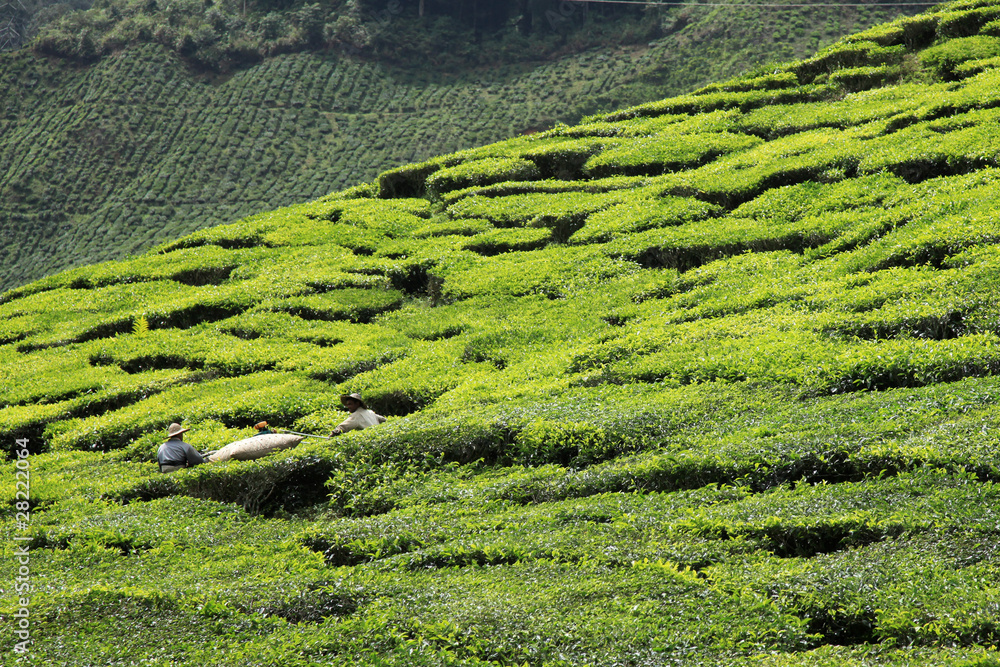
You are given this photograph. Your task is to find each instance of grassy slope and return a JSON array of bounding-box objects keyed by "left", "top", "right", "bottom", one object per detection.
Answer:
[
  {"left": 0, "top": 1, "right": 915, "bottom": 292},
  {"left": 8, "top": 0, "right": 1000, "bottom": 664}
]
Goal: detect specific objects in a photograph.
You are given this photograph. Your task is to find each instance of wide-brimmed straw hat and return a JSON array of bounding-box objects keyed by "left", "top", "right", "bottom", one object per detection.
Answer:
[
  {"left": 166, "top": 423, "right": 190, "bottom": 438},
  {"left": 340, "top": 393, "right": 367, "bottom": 409}
]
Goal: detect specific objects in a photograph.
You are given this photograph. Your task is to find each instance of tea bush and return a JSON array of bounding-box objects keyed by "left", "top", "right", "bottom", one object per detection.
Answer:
[
  {"left": 735, "top": 84, "right": 942, "bottom": 138},
  {"left": 437, "top": 246, "right": 642, "bottom": 300},
  {"left": 829, "top": 64, "right": 903, "bottom": 92},
  {"left": 792, "top": 40, "right": 907, "bottom": 83},
  {"left": 583, "top": 132, "right": 763, "bottom": 177},
  {"left": 262, "top": 288, "right": 406, "bottom": 323},
  {"left": 936, "top": 4, "right": 1000, "bottom": 38},
  {"left": 570, "top": 196, "right": 721, "bottom": 244},
  {"left": 426, "top": 158, "right": 541, "bottom": 198},
  {"left": 521, "top": 137, "right": 621, "bottom": 179},
  {"left": 462, "top": 227, "right": 552, "bottom": 255},
  {"left": 695, "top": 72, "right": 799, "bottom": 95},
  {"left": 656, "top": 127, "right": 864, "bottom": 208},
  {"left": 446, "top": 189, "right": 632, "bottom": 229},
  {"left": 920, "top": 35, "right": 1000, "bottom": 78},
  {"left": 599, "top": 86, "right": 830, "bottom": 123},
  {"left": 412, "top": 217, "right": 494, "bottom": 239},
  {"left": 437, "top": 175, "right": 654, "bottom": 208}
]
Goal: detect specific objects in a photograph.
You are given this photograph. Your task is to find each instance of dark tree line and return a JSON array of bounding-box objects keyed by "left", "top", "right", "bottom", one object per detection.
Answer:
[
  {"left": 1, "top": 0, "right": 92, "bottom": 51},
  {"left": 26, "top": 0, "right": 650, "bottom": 68},
  {"left": 243, "top": 0, "right": 642, "bottom": 37},
  {"left": 356, "top": 0, "right": 641, "bottom": 35}
]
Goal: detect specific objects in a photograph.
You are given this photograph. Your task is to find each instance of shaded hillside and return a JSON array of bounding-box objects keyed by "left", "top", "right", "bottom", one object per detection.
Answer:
[
  {"left": 8, "top": 0, "right": 1000, "bottom": 664},
  {"left": 0, "top": 0, "right": 917, "bottom": 291}
]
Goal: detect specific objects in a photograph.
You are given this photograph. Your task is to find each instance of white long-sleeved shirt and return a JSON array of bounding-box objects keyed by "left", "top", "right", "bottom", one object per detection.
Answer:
[{"left": 336, "top": 408, "right": 386, "bottom": 433}]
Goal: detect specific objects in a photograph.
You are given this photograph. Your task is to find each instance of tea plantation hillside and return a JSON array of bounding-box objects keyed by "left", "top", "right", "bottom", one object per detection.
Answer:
[
  {"left": 0, "top": 0, "right": 916, "bottom": 292},
  {"left": 10, "top": 1, "right": 1000, "bottom": 664}
]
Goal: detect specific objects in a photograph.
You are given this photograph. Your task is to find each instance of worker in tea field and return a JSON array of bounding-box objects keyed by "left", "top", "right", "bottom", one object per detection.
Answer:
[
  {"left": 157, "top": 423, "right": 210, "bottom": 473},
  {"left": 329, "top": 393, "right": 386, "bottom": 436},
  {"left": 254, "top": 421, "right": 275, "bottom": 435}
]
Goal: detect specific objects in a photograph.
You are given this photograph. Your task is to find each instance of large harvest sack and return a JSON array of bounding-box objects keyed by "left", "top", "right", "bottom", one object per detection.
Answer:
[{"left": 208, "top": 434, "right": 304, "bottom": 462}]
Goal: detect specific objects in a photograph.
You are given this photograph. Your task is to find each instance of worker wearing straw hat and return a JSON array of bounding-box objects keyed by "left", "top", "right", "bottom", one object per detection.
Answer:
[
  {"left": 157, "top": 423, "right": 210, "bottom": 473},
  {"left": 330, "top": 393, "right": 386, "bottom": 436}
]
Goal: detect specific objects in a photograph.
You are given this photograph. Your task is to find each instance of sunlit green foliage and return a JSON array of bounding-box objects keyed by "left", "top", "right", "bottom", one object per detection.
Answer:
[
  {"left": 426, "top": 158, "right": 541, "bottom": 197},
  {"left": 570, "top": 195, "right": 721, "bottom": 244},
  {"left": 8, "top": 1, "right": 1000, "bottom": 664},
  {"left": 583, "top": 131, "right": 763, "bottom": 177}
]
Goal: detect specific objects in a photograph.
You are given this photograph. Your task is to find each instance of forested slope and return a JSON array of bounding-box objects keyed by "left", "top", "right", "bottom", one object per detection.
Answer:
[
  {"left": 0, "top": 0, "right": 915, "bottom": 291},
  {"left": 7, "top": 0, "right": 1000, "bottom": 664}
]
